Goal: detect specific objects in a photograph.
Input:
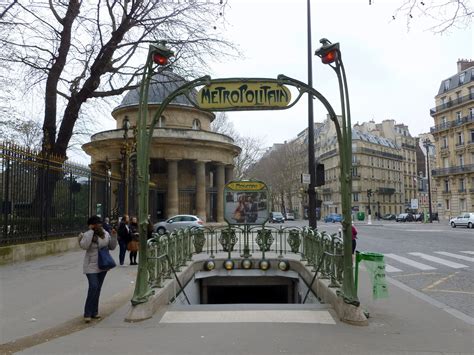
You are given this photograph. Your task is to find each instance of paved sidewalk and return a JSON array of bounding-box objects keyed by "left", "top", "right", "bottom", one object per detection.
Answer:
[{"left": 0, "top": 250, "right": 472, "bottom": 355}]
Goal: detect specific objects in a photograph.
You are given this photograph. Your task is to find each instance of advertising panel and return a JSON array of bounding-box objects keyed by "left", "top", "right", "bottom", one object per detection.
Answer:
[{"left": 224, "top": 180, "right": 269, "bottom": 225}]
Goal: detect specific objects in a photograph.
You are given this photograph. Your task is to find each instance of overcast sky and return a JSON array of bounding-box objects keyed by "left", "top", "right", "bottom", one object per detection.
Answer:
[{"left": 206, "top": 0, "right": 473, "bottom": 147}]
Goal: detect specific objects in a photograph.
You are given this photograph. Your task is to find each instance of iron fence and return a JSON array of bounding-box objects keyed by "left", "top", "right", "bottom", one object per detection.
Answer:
[
  {"left": 146, "top": 226, "right": 344, "bottom": 290},
  {"left": 0, "top": 142, "right": 114, "bottom": 245}
]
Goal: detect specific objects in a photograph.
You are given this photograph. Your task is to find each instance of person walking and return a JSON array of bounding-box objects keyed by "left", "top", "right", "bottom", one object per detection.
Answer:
[
  {"left": 79, "top": 215, "right": 117, "bottom": 323},
  {"left": 129, "top": 216, "right": 139, "bottom": 265},
  {"left": 102, "top": 217, "right": 112, "bottom": 234},
  {"left": 117, "top": 215, "right": 131, "bottom": 266}
]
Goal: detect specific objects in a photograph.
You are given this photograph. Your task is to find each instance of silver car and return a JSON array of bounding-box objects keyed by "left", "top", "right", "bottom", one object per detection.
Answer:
[
  {"left": 154, "top": 214, "right": 204, "bottom": 235},
  {"left": 449, "top": 213, "right": 474, "bottom": 228}
]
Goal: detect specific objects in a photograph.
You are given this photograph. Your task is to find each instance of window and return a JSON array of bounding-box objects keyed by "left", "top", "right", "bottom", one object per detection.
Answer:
[
  {"left": 459, "top": 178, "right": 465, "bottom": 191},
  {"left": 441, "top": 96, "right": 447, "bottom": 105},
  {"left": 443, "top": 80, "right": 450, "bottom": 91},
  {"left": 470, "top": 130, "right": 474, "bottom": 142},
  {"left": 459, "top": 72, "right": 466, "bottom": 85},
  {"left": 459, "top": 155, "right": 464, "bottom": 166},
  {"left": 353, "top": 193, "right": 359, "bottom": 202},
  {"left": 456, "top": 91, "right": 462, "bottom": 103},
  {"left": 457, "top": 132, "right": 464, "bottom": 145},
  {"left": 444, "top": 179, "right": 449, "bottom": 192},
  {"left": 460, "top": 199, "right": 466, "bottom": 211},
  {"left": 158, "top": 116, "right": 166, "bottom": 127},
  {"left": 192, "top": 119, "right": 201, "bottom": 130},
  {"left": 470, "top": 107, "right": 474, "bottom": 119},
  {"left": 441, "top": 116, "right": 447, "bottom": 125},
  {"left": 442, "top": 136, "right": 448, "bottom": 148},
  {"left": 470, "top": 87, "right": 474, "bottom": 99},
  {"left": 456, "top": 111, "right": 462, "bottom": 121},
  {"left": 446, "top": 199, "right": 450, "bottom": 210}
]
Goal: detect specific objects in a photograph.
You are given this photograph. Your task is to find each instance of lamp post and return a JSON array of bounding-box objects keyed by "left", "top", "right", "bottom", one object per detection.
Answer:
[
  {"left": 306, "top": 0, "right": 317, "bottom": 229},
  {"left": 315, "top": 39, "right": 358, "bottom": 305},
  {"left": 423, "top": 139, "right": 434, "bottom": 223},
  {"left": 367, "top": 188, "right": 372, "bottom": 224},
  {"left": 121, "top": 117, "right": 131, "bottom": 216}
]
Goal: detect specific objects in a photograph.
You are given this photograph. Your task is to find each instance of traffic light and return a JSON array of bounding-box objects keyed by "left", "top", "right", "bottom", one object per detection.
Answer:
[
  {"left": 315, "top": 163, "right": 325, "bottom": 187},
  {"left": 314, "top": 39, "right": 340, "bottom": 65},
  {"left": 151, "top": 42, "right": 174, "bottom": 66}
]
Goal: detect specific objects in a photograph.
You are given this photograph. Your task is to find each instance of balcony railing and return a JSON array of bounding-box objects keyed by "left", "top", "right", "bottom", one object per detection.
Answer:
[
  {"left": 430, "top": 113, "right": 474, "bottom": 133},
  {"left": 430, "top": 93, "right": 474, "bottom": 116},
  {"left": 458, "top": 188, "right": 467, "bottom": 193},
  {"left": 432, "top": 164, "right": 474, "bottom": 176}
]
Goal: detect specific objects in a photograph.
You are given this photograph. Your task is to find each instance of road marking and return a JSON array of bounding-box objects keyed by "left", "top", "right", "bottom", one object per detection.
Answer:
[
  {"left": 160, "top": 310, "right": 336, "bottom": 324},
  {"left": 424, "top": 289, "right": 474, "bottom": 295},
  {"left": 384, "top": 263, "right": 402, "bottom": 273},
  {"left": 409, "top": 252, "right": 468, "bottom": 269},
  {"left": 460, "top": 251, "right": 474, "bottom": 255},
  {"left": 386, "top": 276, "right": 474, "bottom": 326},
  {"left": 434, "top": 251, "right": 474, "bottom": 262},
  {"left": 393, "top": 272, "right": 440, "bottom": 278},
  {"left": 384, "top": 253, "right": 436, "bottom": 270},
  {"left": 422, "top": 272, "right": 458, "bottom": 291}
]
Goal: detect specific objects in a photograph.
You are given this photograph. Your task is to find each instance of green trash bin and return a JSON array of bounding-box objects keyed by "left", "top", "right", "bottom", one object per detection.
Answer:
[
  {"left": 355, "top": 251, "right": 389, "bottom": 299},
  {"left": 357, "top": 211, "right": 365, "bottom": 221}
]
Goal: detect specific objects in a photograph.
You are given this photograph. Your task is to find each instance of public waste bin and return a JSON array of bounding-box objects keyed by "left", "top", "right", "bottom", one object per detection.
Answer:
[
  {"left": 357, "top": 211, "right": 365, "bottom": 221},
  {"left": 355, "top": 251, "right": 389, "bottom": 299}
]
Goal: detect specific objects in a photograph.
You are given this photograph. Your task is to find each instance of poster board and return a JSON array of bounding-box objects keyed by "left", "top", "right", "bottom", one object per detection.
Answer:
[{"left": 224, "top": 180, "right": 269, "bottom": 225}]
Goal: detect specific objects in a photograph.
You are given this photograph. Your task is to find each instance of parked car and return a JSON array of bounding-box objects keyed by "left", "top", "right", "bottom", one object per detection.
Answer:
[
  {"left": 154, "top": 214, "right": 204, "bottom": 235},
  {"left": 285, "top": 212, "right": 295, "bottom": 221},
  {"left": 396, "top": 213, "right": 415, "bottom": 222},
  {"left": 449, "top": 213, "right": 474, "bottom": 228},
  {"left": 324, "top": 213, "right": 342, "bottom": 223},
  {"left": 381, "top": 213, "right": 396, "bottom": 220},
  {"left": 269, "top": 212, "right": 285, "bottom": 223}
]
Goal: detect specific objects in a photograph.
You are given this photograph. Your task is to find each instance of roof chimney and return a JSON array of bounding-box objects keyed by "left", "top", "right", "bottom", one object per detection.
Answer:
[{"left": 457, "top": 59, "right": 474, "bottom": 73}]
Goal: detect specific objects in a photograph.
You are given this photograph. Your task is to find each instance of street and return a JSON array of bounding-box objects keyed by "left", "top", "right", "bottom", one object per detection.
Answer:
[{"left": 283, "top": 219, "right": 474, "bottom": 320}]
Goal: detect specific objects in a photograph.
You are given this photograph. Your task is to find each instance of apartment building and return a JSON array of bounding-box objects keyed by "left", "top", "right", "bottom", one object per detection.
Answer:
[{"left": 430, "top": 59, "right": 474, "bottom": 219}]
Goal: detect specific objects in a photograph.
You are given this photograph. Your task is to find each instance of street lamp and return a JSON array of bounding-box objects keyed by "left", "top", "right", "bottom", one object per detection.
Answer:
[
  {"left": 121, "top": 117, "right": 131, "bottom": 216},
  {"left": 315, "top": 39, "right": 358, "bottom": 305},
  {"left": 423, "top": 139, "right": 434, "bottom": 223}
]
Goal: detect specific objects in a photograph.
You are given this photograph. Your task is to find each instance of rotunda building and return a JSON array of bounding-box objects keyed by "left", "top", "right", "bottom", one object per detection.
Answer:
[{"left": 83, "top": 71, "right": 241, "bottom": 222}]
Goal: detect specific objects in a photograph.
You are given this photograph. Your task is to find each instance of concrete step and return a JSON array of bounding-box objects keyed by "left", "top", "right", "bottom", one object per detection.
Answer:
[{"left": 157, "top": 303, "right": 336, "bottom": 324}]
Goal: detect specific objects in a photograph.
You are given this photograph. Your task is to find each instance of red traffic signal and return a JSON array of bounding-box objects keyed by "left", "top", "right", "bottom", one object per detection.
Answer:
[
  {"left": 153, "top": 53, "right": 169, "bottom": 66},
  {"left": 321, "top": 50, "right": 338, "bottom": 64},
  {"left": 150, "top": 42, "right": 174, "bottom": 66}
]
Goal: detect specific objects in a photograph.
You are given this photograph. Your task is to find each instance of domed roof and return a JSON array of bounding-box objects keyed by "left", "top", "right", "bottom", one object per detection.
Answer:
[{"left": 114, "top": 70, "right": 197, "bottom": 111}]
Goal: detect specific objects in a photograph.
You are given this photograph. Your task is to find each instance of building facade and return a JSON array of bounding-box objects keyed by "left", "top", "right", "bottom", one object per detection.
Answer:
[
  {"left": 83, "top": 71, "right": 241, "bottom": 222},
  {"left": 430, "top": 60, "right": 474, "bottom": 219}
]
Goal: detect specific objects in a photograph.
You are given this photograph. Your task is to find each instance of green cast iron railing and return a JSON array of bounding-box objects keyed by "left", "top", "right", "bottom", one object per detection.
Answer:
[{"left": 146, "top": 226, "right": 344, "bottom": 296}]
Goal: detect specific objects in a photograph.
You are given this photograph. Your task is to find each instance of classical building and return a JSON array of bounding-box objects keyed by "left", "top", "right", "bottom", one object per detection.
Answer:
[
  {"left": 83, "top": 71, "right": 241, "bottom": 222},
  {"left": 354, "top": 120, "right": 418, "bottom": 212},
  {"left": 430, "top": 59, "right": 474, "bottom": 218},
  {"left": 290, "top": 118, "right": 405, "bottom": 219}
]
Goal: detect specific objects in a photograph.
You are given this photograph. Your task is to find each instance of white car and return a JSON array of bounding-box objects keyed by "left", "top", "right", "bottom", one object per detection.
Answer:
[
  {"left": 449, "top": 213, "right": 474, "bottom": 228},
  {"left": 285, "top": 212, "right": 295, "bottom": 221},
  {"left": 154, "top": 215, "right": 204, "bottom": 235}
]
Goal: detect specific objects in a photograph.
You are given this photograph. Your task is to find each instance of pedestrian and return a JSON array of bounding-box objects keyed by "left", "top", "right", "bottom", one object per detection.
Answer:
[
  {"left": 128, "top": 216, "right": 139, "bottom": 265},
  {"left": 117, "top": 214, "right": 131, "bottom": 266},
  {"left": 102, "top": 217, "right": 112, "bottom": 234},
  {"left": 352, "top": 222, "right": 358, "bottom": 257},
  {"left": 78, "top": 215, "right": 117, "bottom": 323}
]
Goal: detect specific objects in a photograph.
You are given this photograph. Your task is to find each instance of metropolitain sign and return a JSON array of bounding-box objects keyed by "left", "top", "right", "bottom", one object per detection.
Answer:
[{"left": 197, "top": 81, "right": 291, "bottom": 110}]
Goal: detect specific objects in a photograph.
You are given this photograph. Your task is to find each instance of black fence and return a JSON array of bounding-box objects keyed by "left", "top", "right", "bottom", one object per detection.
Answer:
[{"left": 0, "top": 142, "right": 113, "bottom": 246}]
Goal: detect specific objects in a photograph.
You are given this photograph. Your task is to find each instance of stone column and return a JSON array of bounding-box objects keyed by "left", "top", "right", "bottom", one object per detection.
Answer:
[
  {"left": 195, "top": 160, "right": 207, "bottom": 221},
  {"left": 216, "top": 163, "right": 225, "bottom": 222},
  {"left": 225, "top": 165, "right": 235, "bottom": 183},
  {"left": 167, "top": 159, "right": 179, "bottom": 217}
]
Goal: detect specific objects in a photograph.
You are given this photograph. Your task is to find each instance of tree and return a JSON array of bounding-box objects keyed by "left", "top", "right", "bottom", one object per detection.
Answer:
[
  {"left": 0, "top": 0, "right": 235, "bottom": 159},
  {"left": 388, "top": 0, "right": 473, "bottom": 32},
  {"left": 210, "top": 113, "right": 264, "bottom": 180},
  {"left": 0, "top": 118, "right": 43, "bottom": 150}
]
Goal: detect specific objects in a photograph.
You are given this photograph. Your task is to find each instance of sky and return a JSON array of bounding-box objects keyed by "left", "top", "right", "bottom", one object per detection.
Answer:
[{"left": 203, "top": 0, "right": 473, "bottom": 147}]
